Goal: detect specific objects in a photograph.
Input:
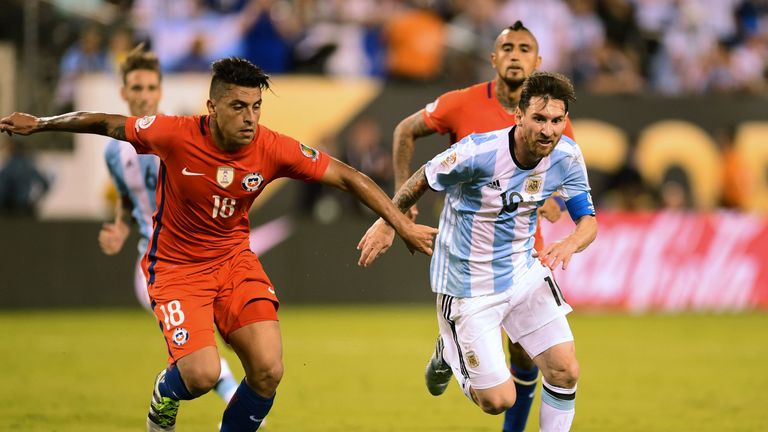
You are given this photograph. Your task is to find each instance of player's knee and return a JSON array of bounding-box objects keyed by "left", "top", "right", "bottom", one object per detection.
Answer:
[
  {"left": 544, "top": 361, "right": 579, "bottom": 389},
  {"left": 182, "top": 361, "right": 222, "bottom": 395},
  {"left": 246, "top": 363, "right": 284, "bottom": 396},
  {"left": 477, "top": 391, "right": 516, "bottom": 415}
]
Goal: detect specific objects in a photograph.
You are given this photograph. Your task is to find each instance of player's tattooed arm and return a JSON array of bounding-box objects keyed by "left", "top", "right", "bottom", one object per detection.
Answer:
[
  {"left": 36, "top": 112, "right": 129, "bottom": 139},
  {"left": 393, "top": 111, "right": 437, "bottom": 190},
  {"left": 392, "top": 165, "right": 429, "bottom": 213},
  {"left": 0, "top": 111, "right": 128, "bottom": 139}
]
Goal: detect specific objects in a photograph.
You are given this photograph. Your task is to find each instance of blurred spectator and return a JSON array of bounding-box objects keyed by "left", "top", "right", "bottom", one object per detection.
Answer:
[
  {"left": 0, "top": 139, "right": 50, "bottom": 217},
  {"left": 53, "top": 25, "right": 109, "bottom": 112},
  {"left": 443, "top": 0, "right": 499, "bottom": 84},
  {"left": 294, "top": 0, "right": 387, "bottom": 76},
  {"left": 495, "top": 0, "right": 573, "bottom": 73},
  {"left": 342, "top": 116, "right": 393, "bottom": 213},
  {"left": 586, "top": 40, "right": 645, "bottom": 93},
  {"left": 343, "top": 116, "right": 393, "bottom": 191},
  {"left": 107, "top": 27, "right": 135, "bottom": 74},
  {"left": 172, "top": 34, "right": 213, "bottom": 72},
  {"left": 565, "top": 0, "right": 605, "bottom": 87},
  {"left": 718, "top": 126, "right": 751, "bottom": 210},
  {"left": 383, "top": 0, "right": 446, "bottom": 81},
  {"left": 242, "top": 0, "right": 303, "bottom": 74}
]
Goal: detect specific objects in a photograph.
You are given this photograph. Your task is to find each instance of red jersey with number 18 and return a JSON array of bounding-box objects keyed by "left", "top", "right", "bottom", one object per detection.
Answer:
[{"left": 125, "top": 115, "right": 329, "bottom": 283}]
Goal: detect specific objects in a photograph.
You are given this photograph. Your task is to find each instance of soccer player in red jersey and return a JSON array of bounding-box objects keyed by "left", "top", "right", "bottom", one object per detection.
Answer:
[
  {"left": 1, "top": 57, "right": 437, "bottom": 432},
  {"left": 391, "top": 22, "right": 574, "bottom": 432}
]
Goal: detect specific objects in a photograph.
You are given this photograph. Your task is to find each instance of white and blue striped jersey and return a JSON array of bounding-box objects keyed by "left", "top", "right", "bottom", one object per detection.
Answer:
[
  {"left": 425, "top": 126, "right": 594, "bottom": 298},
  {"left": 104, "top": 139, "right": 159, "bottom": 255}
]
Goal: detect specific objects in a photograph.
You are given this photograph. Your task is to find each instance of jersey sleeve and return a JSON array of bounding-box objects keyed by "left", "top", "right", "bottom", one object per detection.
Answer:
[
  {"left": 104, "top": 140, "right": 130, "bottom": 197},
  {"left": 125, "top": 115, "right": 184, "bottom": 158},
  {"left": 424, "top": 136, "right": 477, "bottom": 191},
  {"left": 422, "top": 90, "right": 463, "bottom": 135},
  {"left": 272, "top": 134, "right": 330, "bottom": 182},
  {"left": 558, "top": 145, "right": 595, "bottom": 221}
]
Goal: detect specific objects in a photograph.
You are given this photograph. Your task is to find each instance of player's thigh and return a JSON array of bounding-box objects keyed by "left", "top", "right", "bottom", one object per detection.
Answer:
[
  {"left": 149, "top": 274, "right": 219, "bottom": 364},
  {"left": 502, "top": 261, "right": 572, "bottom": 355},
  {"left": 215, "top": 251, "right": 279, "bottom": 341},
  {"left": 436, "top": 293, "right": 511, "bottom": 390},
  {"left": 228, "top": 316, "right": 283, "bottom": 379}
]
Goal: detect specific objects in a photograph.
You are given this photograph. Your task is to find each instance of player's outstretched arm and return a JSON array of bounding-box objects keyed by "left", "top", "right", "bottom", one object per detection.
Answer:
[
  {"left": 535, "top": 215, "right": 597, "bottom": 270},
  {"left": 0, "top": 111, "right": 128, "bottom": 141},
  {"left": 318, "top": 158, "right": 437, "bottom": 263},
  {"left": 393, "top": 110, "right": 437, "bottom": 221},
  {"left": 356, "top": 165, "right": 433, "bottom": 267}
]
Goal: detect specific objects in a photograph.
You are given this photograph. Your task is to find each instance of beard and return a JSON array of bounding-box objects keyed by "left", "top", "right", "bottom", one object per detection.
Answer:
[{"left": 501, "top": 73, "right": 526, "bottom": 90}]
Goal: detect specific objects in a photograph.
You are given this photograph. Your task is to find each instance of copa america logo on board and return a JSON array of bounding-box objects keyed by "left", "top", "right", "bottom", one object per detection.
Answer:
[
  {"left": 241, "top": 172, "right": 264, "bottom": 192},
  {"left": 172, "top": 328, "right": 189, "bottom": 346}
]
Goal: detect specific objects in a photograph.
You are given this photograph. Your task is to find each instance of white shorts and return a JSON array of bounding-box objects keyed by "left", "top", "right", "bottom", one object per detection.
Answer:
[{"left": 436, "top": 260, "right": 573, "bottom": 390}]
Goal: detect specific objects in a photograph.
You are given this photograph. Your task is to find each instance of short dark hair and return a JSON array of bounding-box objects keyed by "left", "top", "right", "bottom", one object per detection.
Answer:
[
  {"left": 209, "top": 57, "right": 271, "bottom": 100},
  {"left": 498, "top": 20, "right": 539, "bottom": 53},
  {"left": 507, "top": 20, "right": 530, "bottom": 33},
  {"left": 121, "top": 43, "right": 161, "bottom": 85},
  {"left": 518, "top": 71, "right": 576, "bottom": 112}
]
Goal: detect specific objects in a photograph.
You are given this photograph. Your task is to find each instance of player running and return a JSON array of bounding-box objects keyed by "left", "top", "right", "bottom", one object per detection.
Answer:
[{"left": 1, "top": 57, "right": 437, "bottom": 432}]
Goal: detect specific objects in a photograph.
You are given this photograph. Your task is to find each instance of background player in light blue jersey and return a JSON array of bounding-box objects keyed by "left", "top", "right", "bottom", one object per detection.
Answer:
[
  {"left": 97, "top": 45, "right": 239, "bottom": 405},
  {"left": 358, "top": 72, "right": 597, "bottom": 431}
]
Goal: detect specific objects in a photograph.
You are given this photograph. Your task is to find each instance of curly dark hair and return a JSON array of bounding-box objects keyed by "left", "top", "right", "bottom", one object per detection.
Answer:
[
  {"left": 209, "top": 57, "right": 271, "bottom": 100},
  {"left": 120, "top": 43, "right": 161, "bottom": 85},
  {"left": 518, "top": 71, "right": 576, "bottom": 112}
]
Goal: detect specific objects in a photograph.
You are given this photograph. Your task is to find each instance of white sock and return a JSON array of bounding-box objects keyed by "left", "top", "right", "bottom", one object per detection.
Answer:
[
  {"left": 216, "top": 358, "right": 238, "bottom": 402},
  {"left": 540, "top": 378, "right": 576, "bottom": 432}
]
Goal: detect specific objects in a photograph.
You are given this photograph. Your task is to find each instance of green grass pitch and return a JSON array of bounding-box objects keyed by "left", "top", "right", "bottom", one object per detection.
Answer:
[{"left": 1, "top": 306, "right": 766, "bottom": 431}]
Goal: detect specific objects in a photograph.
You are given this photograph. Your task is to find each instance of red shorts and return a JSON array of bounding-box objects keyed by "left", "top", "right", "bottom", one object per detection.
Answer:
[{"left": 147, "top": 250, "right": 279, "bottom": 363}]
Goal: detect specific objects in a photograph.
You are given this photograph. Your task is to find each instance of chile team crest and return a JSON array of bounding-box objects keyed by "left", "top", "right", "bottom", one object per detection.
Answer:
[{"left": 242, "top": 172, "right": 264, "bottom": 192}]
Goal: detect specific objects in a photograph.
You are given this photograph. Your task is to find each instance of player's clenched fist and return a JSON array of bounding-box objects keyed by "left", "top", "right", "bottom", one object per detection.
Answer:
[{"left": 0, "top": 112, "right": 41, "bottom": 136}]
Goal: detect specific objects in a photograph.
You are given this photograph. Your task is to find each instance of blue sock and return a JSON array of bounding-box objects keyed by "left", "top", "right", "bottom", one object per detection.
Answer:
[
  {"left": 159, "top": 365, "right": 195, "bottom": 400},
  {"left": 220, "top": 379, "right": 274, "bottom": 432},
  {"left": 502, "top": 365, "right": 539, "bottom": 432}
]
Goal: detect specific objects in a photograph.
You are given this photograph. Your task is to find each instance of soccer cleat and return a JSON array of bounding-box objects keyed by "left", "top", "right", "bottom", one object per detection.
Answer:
[
  {"left": 425, "top": 336, "right": 453, "bottom": 396},
  {"left": 147, "top": 369, "right": 180, "bottom": 432}
]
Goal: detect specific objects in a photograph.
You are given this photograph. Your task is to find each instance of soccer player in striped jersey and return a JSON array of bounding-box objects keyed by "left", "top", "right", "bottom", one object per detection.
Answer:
[
  {"left": 359, "top": 72, "right": 597, "bottom": 432},
  {"left": 1, "top": 57, "right": 437, "bottom": 432},
  {"left": 391, "top": 21, "right": 572, "bottom": 432},
  {"left": 98, "top": 46, "right": 240, "bottom": 407}
]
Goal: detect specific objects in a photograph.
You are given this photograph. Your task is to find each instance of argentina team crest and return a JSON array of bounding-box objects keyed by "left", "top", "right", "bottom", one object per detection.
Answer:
[
  {"left": 241, "top": 172, "right": 264, "bottom": 192},
  {"left": 216, "top": 166, "right": 235, "bottom": 188},
  {"left": 524, "top": 176, "right": 543, "bottom": 194},
  {"left": 299, "top": 143, "right": 319, "bottom": 161}
]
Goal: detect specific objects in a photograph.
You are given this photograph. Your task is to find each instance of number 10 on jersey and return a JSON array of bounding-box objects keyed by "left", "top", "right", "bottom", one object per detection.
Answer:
[{"left": 212, "top": 195, "right": 237, "bottom": 218}]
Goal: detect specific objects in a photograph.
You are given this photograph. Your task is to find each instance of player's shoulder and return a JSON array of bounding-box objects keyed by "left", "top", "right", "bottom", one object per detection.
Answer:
[
  {"left": 439, "top": 81, "right": 491, "bottom": 103},
  {"left": 553, "top": 135, "right": 584, "bottom": 161}
]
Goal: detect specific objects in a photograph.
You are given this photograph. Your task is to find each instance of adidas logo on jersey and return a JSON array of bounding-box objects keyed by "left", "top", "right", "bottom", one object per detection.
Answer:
[{"left": 485, "top": 179, "right": 502, "bottom": 191}]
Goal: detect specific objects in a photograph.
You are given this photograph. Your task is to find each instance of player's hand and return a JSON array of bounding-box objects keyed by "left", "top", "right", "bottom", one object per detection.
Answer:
[
  {"left": 538, "top": 197, "right": 562, "bottom": 223},
  {"left": 98, "top": 220, "right": 130, "bottom": 255},
  {"left": 405, "top": 204, "right": 419, "bottom": 222},
  {"left": 399, "top": 222, "right": 438, "bottom": 258},
  {"left": 357, "top": 218, "right": 396, "bottom": 267},
  {"left": 0, "top": 112, "right": 41, "bottom": 136},
  {"left": 534, "top": 238, "right": 579, "bottom": 270}
]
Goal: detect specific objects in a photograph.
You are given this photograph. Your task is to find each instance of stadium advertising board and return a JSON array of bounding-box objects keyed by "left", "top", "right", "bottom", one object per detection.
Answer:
[{"left": 543, "top": 211, "right": 768, "bottom": 311}]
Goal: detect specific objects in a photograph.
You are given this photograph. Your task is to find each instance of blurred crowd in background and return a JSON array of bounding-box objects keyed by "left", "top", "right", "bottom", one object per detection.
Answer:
[
  {"left": 1, "top": 0, "right": 767, "bottom": 111},
  {"left": 0, "top": 0, "right": 765, "bottom": 217}
]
